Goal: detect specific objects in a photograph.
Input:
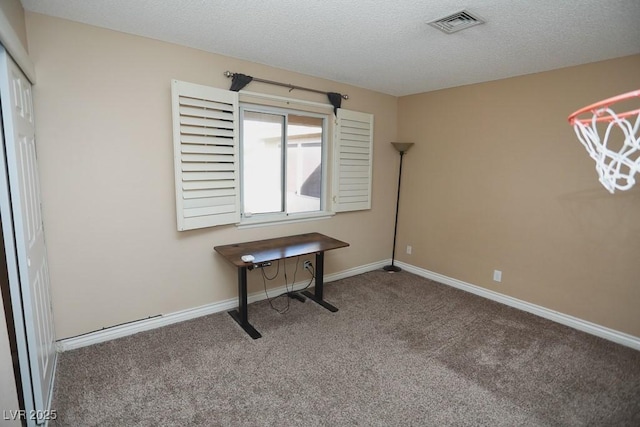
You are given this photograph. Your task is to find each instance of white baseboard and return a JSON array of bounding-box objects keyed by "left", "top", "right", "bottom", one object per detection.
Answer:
[
  {"left": 57, "top": 260, "right": 387, "bottom": 352},
  {"left": 58, "top": 259, "right": 639, "bottom": 352},
  {"left": 395, "top": 260, "right": 640, "bottom": 351}
]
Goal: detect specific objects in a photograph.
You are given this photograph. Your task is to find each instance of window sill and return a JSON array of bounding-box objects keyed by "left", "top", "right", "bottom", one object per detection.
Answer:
[{"left": 236, "top": 211, "right": 335, "bottom": 229}]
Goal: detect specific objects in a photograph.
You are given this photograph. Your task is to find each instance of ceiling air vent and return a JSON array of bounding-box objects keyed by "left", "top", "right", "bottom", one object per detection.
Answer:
[{"left": 428, "top": 9, "right": 485, "bottom": 34}]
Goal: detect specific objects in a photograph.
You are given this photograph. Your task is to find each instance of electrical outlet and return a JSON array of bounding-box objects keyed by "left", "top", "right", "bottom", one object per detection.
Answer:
[
  {"left": 406, "top": 245, "right": 412, "bottom": 255},
  {"left": 304, "top": 260, "right": 313, "bottom": 270},
  {"left": 493, "top": 270, "right": 502, "bottom": 282}
]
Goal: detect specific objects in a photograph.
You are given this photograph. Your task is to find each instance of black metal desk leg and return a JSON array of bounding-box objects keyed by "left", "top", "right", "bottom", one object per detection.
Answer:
[
  {"left": 228, "top": 266, "right": 262, "bottom": 339},
  {"left": 302, "top": 251, "right": 338, "bottom": 312}
]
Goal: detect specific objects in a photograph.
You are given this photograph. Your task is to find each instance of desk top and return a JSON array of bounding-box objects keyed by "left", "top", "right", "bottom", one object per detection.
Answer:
[{"left": 214, "top": 232, "right": 349, "bottom": 267}]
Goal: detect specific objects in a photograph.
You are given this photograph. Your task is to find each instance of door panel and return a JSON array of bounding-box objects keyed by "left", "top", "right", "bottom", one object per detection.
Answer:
[{"left": 0, "top": 47, "right": 56, "bottom": 425}]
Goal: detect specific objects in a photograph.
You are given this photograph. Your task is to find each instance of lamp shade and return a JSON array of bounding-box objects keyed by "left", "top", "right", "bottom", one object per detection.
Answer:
[{"left": 391, "top": 142, "right": 414, "bottom": 153}]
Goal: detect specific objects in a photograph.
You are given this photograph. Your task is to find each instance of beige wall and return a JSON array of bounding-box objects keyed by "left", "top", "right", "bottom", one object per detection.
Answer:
[
  {"left": 25, "top": 12, "right": 399, "bottom": 339},
  {"left": 0, "top": 0, "right": 28, "bottom": 50},
  {"left": 397, "top": 55, "right": 640, "bottom": 336},
  {"left": 22, "top": 11, "right": 640, "bottom": 341}
]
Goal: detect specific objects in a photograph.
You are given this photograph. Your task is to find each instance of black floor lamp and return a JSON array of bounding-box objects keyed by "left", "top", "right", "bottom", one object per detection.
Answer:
[{"left": 384, "top": 142, "right": 414, "bottom": 272}]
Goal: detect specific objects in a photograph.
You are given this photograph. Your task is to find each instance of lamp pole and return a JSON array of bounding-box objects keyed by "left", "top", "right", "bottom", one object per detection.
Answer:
[{"left": 384, "top": 142, "right": 414, "bottom": 272}]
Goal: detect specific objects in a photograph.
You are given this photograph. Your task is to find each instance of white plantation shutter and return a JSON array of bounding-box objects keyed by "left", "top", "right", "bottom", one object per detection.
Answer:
[
  {"left": 171, "top": 80, "right": 240, "bottom": 230},
  {"left": 333, "top": 109, "right": 374, "bottom": 212}
]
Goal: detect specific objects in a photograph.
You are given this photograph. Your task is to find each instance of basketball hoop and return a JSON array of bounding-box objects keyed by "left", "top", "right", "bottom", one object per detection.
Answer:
[{"left": 568, "top": 89, "right": 640, "bottom": 193}]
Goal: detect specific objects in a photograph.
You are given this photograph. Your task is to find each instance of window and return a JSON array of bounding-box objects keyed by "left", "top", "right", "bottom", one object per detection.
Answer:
[
  {"left": 171, "top": 80, "right": 373, "bottom": 231},
  {"left": 240, "top": 105, "right": 327, "bottom": 223}
]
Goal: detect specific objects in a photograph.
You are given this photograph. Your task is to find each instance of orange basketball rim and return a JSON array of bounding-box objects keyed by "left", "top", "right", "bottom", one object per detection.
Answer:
[{"left": 567, "top": 89, "right": 640, "bottom": 193}]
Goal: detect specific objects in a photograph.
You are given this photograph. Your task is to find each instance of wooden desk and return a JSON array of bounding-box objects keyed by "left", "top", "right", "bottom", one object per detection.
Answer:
[{"left": 214, "top": 232, "right": 349, "bottom": 339}]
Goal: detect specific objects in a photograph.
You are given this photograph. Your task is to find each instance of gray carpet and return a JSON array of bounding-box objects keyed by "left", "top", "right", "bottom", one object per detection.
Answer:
[{"left": 50, "top": 271, "right": 640, "bottom": 426}]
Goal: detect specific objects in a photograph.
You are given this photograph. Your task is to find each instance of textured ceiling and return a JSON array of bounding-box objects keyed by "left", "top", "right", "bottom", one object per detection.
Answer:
[{"left": 21, "top": 0, "right": 640, "bottom": 96}]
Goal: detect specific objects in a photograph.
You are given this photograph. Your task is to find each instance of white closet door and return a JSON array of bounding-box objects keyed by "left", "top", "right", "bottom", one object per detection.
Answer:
[{"left": 0, "top": 47, "right": 56, "bottom": 425}]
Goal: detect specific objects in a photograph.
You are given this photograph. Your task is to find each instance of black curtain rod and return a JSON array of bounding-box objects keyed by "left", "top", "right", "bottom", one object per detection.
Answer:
[{"left": 224, "top": 71, "right": 348, "bottom": 100}]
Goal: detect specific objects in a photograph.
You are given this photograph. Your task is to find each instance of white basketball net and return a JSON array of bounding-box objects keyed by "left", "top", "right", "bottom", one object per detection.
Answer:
[{"left": 571, "top": 107, "right": 640, "bottom": 193}]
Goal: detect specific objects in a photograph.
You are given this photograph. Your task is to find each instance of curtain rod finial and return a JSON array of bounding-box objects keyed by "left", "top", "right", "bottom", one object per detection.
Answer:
[
  {"left": 224, "top": 71, "right": 233, "bottom": 78},
  {"left": 343, "top": 94, "right": 349, "bottom": 100}
]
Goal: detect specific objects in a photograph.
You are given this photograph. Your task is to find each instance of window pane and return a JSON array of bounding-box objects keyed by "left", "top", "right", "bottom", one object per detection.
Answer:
[
  {"left": 242, "top": 111, "right": 283, "bottom": 215},
  {"left": 286, "top": 115, "right": 322, "bottom": 214}
]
